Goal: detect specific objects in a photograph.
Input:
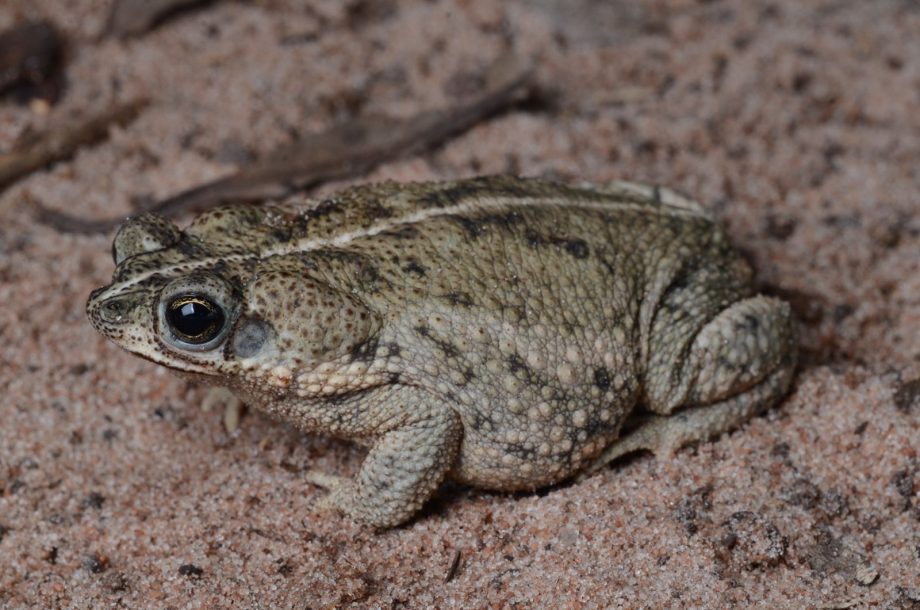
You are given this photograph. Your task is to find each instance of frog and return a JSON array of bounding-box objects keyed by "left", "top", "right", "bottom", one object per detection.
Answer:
[{"left": 86, "top": 175, "right": 798, "bottom": 528}]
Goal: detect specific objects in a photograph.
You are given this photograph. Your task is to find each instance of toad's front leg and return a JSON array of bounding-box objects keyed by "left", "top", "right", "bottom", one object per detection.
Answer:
[{"left": 305, "top": 400, "right": 463, "bottom": 528}]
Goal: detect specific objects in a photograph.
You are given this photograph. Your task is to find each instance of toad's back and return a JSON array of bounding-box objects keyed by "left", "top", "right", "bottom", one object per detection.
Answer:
[{"left": 285, "top": 177, "right": 755, "bottom": 488}]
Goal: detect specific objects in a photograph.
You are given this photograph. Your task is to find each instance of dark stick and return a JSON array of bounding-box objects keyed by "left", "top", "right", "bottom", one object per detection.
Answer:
[
  {"left": 106, "top": 0, "right": 214, "bottom": 38},
  {"left": 1, "top": 98, "right": 148, "bottom": 193},
  {"left": 37, "top": 54, "right": 534, "bottom": 234}
]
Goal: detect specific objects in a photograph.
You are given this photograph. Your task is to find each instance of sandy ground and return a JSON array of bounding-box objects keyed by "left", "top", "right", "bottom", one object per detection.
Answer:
[{"left": 1, "top": 0, "right": 918, "bottom": 608}]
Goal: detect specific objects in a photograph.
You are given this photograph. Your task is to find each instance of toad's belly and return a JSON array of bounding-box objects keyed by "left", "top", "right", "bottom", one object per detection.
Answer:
[{"left": 448, "top": 416, "right": 624, "bottom": 491}]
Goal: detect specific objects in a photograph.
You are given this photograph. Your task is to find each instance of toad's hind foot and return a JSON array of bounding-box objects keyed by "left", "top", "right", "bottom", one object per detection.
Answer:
[
  {"left": 581, "top": 296, "right": 797, "bottom": 480},
  {"left": 304, "top": 469, "right": 348, "bottom": 490},
  {"left": 304, "top": 470, "right": 351, "bottom": 518},
  {"left": 579, "top": 364, "right": 794, "bottom": 480}
]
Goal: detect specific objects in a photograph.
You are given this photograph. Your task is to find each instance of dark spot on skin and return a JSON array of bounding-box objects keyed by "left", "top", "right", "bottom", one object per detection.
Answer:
[
  {"left": 717, "top": 355, "right": 737, "bottom": 372},
  {"left": 295, "top": 253, "right": 319, "bottom": 271},
  {"left": 593, "top": 367, "right": 611, "bottom": 390},
  {"left": 445, "top": 210, "right": 524, "bottom": 240},
  {"left": 349, "top": 336, "right": 379, "bottom": 363},
  {"left": 232, "top": 317, "right": 271, "bottom": 358},
  {"left": 478, "top": 211, "right": 524, "bottom": 231},
  {"left": 363, "top": 198, "right": 393, "bottom": 219},
  {"left": 558, "top": 237, "right": 589, "bottom": 259},
  {"left": 661, "top": 301, "right": 682, "bottom": 315},
  {"left": 175, "top": 236, "right": 201, "bottom": 258},
  {"left": 468, "top": 411, "right": 495, "bottom": 432},
  {"left": 524, "top": 229, "right": 589, "bottom": 259},
  {"left": 505, "top": 353, "right": 542, "bottom": 384},
  {"left": 668, "top": 271, "right": 691, "bottom": 292},
  {"left": 403, "top": 260, "right": 426, "bottom": 276},
  {"left": 417, "top": 180, "right": 489, "bottom": 208},
  {"left": 315, "top": 249, "right": 365, "bottom": 265},
  {"left": 418, "top": 176, "right": 538, "bottom": 209},
  {"left": 211, "top": 260, "right": 230, "bottom": 277},
  {"left": 659, "top": 257, "right": 702, "bottom": 307},
  {"left": 313, "top": 250, "right": 388, "bottom": 291},
  {"left": 414, "top": 325, "right": 460, "bottom": 358},
  {"left": 322, "top": 387, "right": 375, "bottom": 405},
  {"left": 358, "top": 262, "right": 383, "bottom": 289},
  {"left": 507, "top": 354, "right": 528, "bottom": 374},
  {"left": 667, "top": 216, "right": 686, "bottom": 235},
  {"left": 294, "top": 215, "right": 310, "bottom": 235},
  {"left": 505, "top": 442, "right": 537, "bottom": 461},
  {"left": 462, "top": 367, "right": 476, "bottom": 384},
  {"left": 306, "top": 199, "right": 342, "bottom": 220},
  {"left": 418, "top": 191, "right": 457, "bottom": 209},
  {"left": 739, "top": 314, "right": 760, "bottom": 332},
  {"left": 550, "top": 389, "right": 569, "bottom": 404},
  {"left": 580, "top": 414, "right": 608, "bottom": 443},
  {"left": 444, "top": 291, "right": 474, "bottom": 307},
  {"left": 384, "top": 225, "right": 420, "bottom": 239},
  {"left": 525, "top": 229, "right": 542, "bottom": 248},
  {"left": 320, "top": 371, "right": 403, "bottom": 405},
  {"left": 446, "top": 214, "right": 487, "bottom": 239},
  {"left": 270, "top": 228, "right": 292, "bottom": 243},
  {"left": 652, "top": 185, "right": 662, "bottom": 202}
]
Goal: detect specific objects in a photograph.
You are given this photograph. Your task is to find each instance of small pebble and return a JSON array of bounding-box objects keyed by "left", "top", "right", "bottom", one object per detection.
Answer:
[{"left": 855, "top": 562, "right": 878, "bottom": 586}]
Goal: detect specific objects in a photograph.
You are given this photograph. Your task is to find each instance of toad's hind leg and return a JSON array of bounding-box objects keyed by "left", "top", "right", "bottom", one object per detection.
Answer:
[{"left": 583, "top": 296, "right": 797, "bottom": 476}]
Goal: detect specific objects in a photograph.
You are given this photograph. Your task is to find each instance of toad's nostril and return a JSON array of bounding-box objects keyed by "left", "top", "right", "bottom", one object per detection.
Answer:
[{"left": 97, "top": 296, "right": 132, "bottom": 323}]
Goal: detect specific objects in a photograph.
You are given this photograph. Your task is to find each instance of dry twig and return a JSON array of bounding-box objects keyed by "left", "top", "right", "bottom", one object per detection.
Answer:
[
  {"left": 0, "top": 98, "right": 148, "bottom": 194},
  {"left": 106, "top": 0, "right": 215, "bottom": 38},
  {"left": 38, "top": 54, "right": 535, "bottom": 234}
]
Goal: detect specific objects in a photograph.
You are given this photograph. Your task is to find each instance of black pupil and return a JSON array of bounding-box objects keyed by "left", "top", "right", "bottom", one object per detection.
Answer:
[{"left": 167, "top": 297, "right": 224, "bottom": 343}]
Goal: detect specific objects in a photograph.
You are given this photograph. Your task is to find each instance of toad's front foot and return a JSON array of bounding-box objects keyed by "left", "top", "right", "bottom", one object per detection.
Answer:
[
  {"left": 303, "top": 405, "right": 462, "bottom": 528},
  {"left": 202, "top": 386, "right": 245, "bottom": 433},
  {"left": 304, "top": 470, "right": 351, "bottom": 517}
]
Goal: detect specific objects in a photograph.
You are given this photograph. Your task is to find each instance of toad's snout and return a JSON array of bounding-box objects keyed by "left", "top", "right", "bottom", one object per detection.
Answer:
[{"left": 86, "top": 288, "right": 144, "bottom": 329}]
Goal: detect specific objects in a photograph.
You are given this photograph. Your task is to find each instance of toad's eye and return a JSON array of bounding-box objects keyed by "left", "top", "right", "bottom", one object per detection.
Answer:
[{"left": 165, "top": 296, "right": 225, "bottom": 345}]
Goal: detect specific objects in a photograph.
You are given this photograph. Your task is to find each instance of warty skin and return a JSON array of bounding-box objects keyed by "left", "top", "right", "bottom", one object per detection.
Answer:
[{"left": 87, "top": 176, "right": 797, "bottom": 527}]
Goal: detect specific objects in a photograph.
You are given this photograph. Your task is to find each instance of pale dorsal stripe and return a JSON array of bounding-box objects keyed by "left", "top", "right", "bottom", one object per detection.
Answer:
[{"left": 108, "top": 193, "right": 708, "bottom": 294}]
